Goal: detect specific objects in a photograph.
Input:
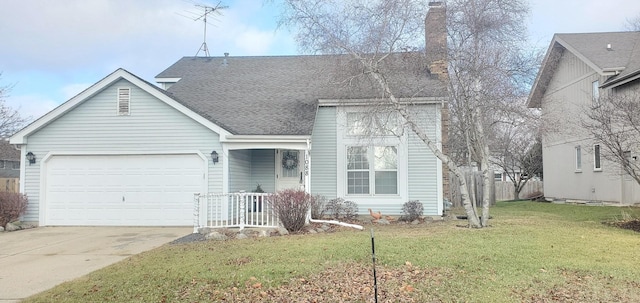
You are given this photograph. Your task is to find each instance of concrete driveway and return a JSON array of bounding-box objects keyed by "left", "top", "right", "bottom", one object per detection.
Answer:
[{"left": 0, "top": 226, "right": 191, "bottom": 302}]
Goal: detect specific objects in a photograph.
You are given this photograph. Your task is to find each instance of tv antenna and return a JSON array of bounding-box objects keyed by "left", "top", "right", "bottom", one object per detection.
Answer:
[{"left": 178, "top": 1, "right": 228, "bottom": 57}]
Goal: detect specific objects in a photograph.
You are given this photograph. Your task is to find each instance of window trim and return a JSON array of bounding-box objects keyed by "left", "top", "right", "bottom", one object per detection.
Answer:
[{"left": 593, "top": 144, "right": 602, "bottom": 171}]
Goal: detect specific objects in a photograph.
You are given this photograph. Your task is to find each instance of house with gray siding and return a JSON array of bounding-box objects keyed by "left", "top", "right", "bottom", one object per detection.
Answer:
[
  {"left": 0, "top": 140, "right": 20, "bottom": 180},
  {"left": 528, "top": 31, "right": 640, "bottom": 204},
  {"left": 10, "top": 3, "right": 449, "bottom": 226}
]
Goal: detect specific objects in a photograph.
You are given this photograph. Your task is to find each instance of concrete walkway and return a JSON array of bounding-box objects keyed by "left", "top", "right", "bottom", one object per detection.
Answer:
[{"left": 0, "top": 226, "right": 191, "bottom": 302}]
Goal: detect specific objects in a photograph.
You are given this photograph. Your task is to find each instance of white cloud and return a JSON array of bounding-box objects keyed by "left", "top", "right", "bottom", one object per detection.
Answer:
[
  {"left": 60, "top": 83, "right": 93, "bottom": 100},
  {"left": 235, "top": 29, "right": 277, "bottom": 55},
  {"left": 6, "top": 94, "right": 59, "bottom": 122},
  {"left": 529, "top": 0, "right": 640, "bottom": 45}
]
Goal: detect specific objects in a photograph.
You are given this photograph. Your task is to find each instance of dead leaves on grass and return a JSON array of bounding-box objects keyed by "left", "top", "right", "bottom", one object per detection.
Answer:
[
  {"left": 514, "top": 269, "right": 640, "bottom": 303},
  {"left": 176, "top": 262, "right": 455, "bottom": 302}
]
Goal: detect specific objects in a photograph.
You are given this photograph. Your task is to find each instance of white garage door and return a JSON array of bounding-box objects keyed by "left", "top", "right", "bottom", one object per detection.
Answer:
[{"left": 45, "top": 154, "right": 205, "bottom": 226}]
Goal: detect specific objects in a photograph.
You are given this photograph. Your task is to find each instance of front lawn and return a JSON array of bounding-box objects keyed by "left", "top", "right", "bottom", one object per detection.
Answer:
[{"left": 25, "top": 202, "right": 640, "bottom": 302}]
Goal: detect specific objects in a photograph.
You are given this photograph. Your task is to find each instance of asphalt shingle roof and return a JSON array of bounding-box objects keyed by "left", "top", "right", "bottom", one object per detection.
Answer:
[
  {"left": 556, "top": 32, "right": 640, "bottom": 85},
  {"left": 156, "top": 54, "right": 447, "bottom": 135}
]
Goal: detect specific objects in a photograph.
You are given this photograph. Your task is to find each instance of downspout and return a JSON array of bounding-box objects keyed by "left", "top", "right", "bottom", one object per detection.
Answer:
[{"left": 303, "top": 138, "right": 363, "bottom": 230}]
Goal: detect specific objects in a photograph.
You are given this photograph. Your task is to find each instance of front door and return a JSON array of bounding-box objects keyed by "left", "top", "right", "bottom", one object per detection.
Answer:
[{"left": 276, "top": 149, "right": 303, "bottom": 191}]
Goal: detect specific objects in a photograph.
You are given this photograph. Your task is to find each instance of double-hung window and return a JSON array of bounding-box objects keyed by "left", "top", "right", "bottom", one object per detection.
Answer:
[
  {"left": 594, "top": 144, "right": 602, "bottom": 171},
  {"left": 347, "top": 146, "right": 398, "bottom": 195},
  {"left": 346, "top": 112, "right": 399, "bottom": 136},
  {"left": 575, "top": 145, "right": 582, "bottom": 171},
  {"left": 592, "top": 80, "right": 600, "bottom": 107}
]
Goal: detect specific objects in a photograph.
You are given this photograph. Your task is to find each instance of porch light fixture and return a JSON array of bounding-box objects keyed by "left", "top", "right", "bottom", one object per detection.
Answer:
[
  {"left": 26, "top": 152, "right": 36, "bottom": 165},
  {"left": 211, "top": 150, "right": 219, "bottom": 164}
]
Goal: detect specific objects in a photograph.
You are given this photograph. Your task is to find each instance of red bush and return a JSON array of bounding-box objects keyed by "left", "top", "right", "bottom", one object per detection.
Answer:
[
  {"left": 0, "top": 192, "right": 28, "bottom": 227},
  {"left": 269, "top": 189, "right": 314, "bottom": 232}
]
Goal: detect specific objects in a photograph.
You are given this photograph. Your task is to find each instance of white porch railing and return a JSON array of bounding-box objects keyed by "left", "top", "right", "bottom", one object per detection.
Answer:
[{"left": 193, "top": 192, "right": 279, "bottom": 232}]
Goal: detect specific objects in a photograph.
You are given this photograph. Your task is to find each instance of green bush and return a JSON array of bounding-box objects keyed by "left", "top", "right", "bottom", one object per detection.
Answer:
[
  {"left": 399, "top": 200, "right": 423, "bottom": 222},
  {"left": 0, "top": 192, "right": 28, "bottom": 227},
  {"left": 270, "top": 189, "right": 313, "bottom": 232},
  {"left": 324, "top": 198, "right": 358, "bottom": 220}
]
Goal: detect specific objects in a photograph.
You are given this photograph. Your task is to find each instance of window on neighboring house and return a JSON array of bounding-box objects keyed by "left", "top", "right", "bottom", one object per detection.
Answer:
[
  {"left": 117, "top": 87, "right": 131, "bottom": 115},
  {"left": 12, "top": 161, "right": 20, "bottom": 170},
  {"left": 494, "top": 173, "right": 502, "bottom": 181},
  {"left": 575, "top": 145, "right": 582, "bottom": 171},
  {"left": 0, "top": 160, "right": 4, "bottom": 169},
  {"left": 594, "top": 144, "right": 602, "bottom": 171},
  {"left": 346, "top": 112, "right": 399, "bottom": 136},
  {"left": 347, "top": 146, "right": 398, "bottom": 195},
  {"left": 592, "top": 80, "right": 600, "bottom": 107}
]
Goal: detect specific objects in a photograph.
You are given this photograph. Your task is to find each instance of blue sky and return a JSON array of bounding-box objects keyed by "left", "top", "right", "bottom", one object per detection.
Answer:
[{"left": 1, "top": 0, "right": 639, "bottom": 121}]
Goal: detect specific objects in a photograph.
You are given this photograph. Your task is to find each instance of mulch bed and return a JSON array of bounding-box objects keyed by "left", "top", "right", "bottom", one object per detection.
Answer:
[{"left": 604, "top": 219, "right": 640, "bottom": 232}]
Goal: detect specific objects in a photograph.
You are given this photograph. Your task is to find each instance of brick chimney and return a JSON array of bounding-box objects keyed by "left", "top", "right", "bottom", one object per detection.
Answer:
[
  {"left": 425, "top": 1, "right": 450, "bottom": 206},
  {"left": 425, "top": 1, "right": 447, "bottom": 79}
]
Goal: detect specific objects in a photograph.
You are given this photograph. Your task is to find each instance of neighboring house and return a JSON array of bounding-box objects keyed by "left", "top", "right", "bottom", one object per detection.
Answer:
[
  {"left": 10, "top": 3, "right": 449, "bottom": 227},
  {"left": 0, "top": 140, "right": 20, "bottom": 179},
  {"left": 0, "top": 140, "right": 21, "bottom": 193},
  {"left": 527, "top": 31, "right": 640, "bottom": 204}
]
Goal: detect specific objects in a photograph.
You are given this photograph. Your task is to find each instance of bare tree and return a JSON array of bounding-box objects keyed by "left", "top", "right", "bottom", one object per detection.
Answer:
[
  {"left": 582, "top": 88, "right": 640, "bottom": 185},
  {"left": 0, "top": 73, "right": 27, "bottom": 138},
  {"left": 275, "top": 0, "right": 533, "bottom": 228},
  {"left": 491, "top": 120, "right": 543, "bottom": 199},
  {"left": 446, "top": 0, "right": 533, "bottom": 225},
  {"left": 625, "top": 13, "right": 640, "bottom": 31}
]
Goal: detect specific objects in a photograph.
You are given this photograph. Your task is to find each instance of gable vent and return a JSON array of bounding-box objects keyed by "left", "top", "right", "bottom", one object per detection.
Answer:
[{"left": 117, "top": 88, "right": 130, "bottom": 115}]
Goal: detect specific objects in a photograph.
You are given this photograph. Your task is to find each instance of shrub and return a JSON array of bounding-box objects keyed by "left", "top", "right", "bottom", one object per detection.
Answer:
[
  {"left": 399, "top": 200, "right": 423, "bottom": 222},
  {"left": 310, "top": 195, "right": 327, "bottom": 219},
  {"left": 269, "top": 189, "right": 312, "bottom": 232},
  {"left": 324, "top": 198, "right": 359, "bottom": 220},
  {"left": 0, "top": 192, "right": 28, "bottom": 227}
]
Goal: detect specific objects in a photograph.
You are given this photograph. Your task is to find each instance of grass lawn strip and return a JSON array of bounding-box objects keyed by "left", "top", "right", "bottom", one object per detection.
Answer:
[{"left": 23, "top": 202, "right": 640, "bottom": 303}]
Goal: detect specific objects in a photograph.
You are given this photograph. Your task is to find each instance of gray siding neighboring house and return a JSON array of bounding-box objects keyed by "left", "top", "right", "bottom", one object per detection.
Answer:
[
  {"left": 0, "top": 140, "right": 20, "bottom": 179},
  {"left": 10, "top": 4, "right": 449, "bottom": 226},
  {"left": 528, "top": 31, "right": 640, "bottom": 204}
]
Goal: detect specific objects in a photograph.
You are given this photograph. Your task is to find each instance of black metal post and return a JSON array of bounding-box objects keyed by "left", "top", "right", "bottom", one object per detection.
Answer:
[{"left": 371, "top": 228, "right": 378, "bottom": 303}]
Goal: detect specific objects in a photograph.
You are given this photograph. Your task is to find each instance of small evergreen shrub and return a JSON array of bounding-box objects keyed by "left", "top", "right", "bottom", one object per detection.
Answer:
[
  {"left": 399, "top": 200, "right": 423, "bottom": 222},
  {"left": 269, "top": 189, "right": 312, "bottom": 232},
  {"left": 0, "top": 192, "right": 28, "bottom": 227},
  {"left": 324, "top": 198, "right": 359, "bottom": 220}
]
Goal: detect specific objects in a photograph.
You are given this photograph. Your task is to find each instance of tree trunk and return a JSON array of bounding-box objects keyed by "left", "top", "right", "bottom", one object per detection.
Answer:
[{"left": 366, "top": 67, "right": 482, "bottom": 228}]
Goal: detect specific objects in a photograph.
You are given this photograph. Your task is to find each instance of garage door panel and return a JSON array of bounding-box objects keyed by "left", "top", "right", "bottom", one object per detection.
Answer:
[{"left": 45, "top": 154, "right": 205, "bottom": 226}]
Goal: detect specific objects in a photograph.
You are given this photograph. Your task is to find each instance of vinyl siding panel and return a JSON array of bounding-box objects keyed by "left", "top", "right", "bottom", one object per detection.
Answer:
[
  {"left": 543, "top": 141, "right": 623, "bottom": 203},
  {"left": 543, "top": 50, "right": 598, "bottom": 144},
  {"left": 22, "top": 79, "right": 222, "bottom": 223},
  {"left": 229, "top": 150, "right": 251, "bottom": 192},
  {"left": 251, "top": 149, "right": 275, "bottom": 193},
  {"left": 407, "top": 104, "right": 441, "bottom": 215},
  {"left": 310, "top": 107, "right": 338, "bottom": 199}
]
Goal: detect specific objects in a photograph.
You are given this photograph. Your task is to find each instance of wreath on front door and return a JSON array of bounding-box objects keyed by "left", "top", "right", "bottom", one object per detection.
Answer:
[{"left": 282, "top": 153, "right": 298, "bottom": 170}]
